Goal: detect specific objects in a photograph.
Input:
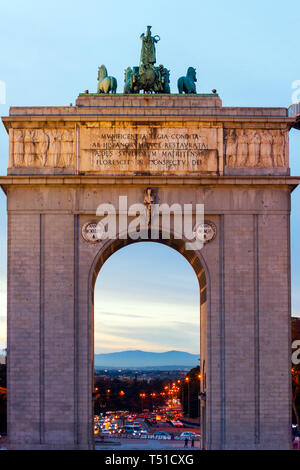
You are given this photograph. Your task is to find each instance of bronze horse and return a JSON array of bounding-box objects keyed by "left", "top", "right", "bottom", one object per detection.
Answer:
[
  {"left": 97, "top": 65, "right": 117, "bottom": 94},
  {"left": 177, "top": 67, "right": 197, "bottom": 94}
]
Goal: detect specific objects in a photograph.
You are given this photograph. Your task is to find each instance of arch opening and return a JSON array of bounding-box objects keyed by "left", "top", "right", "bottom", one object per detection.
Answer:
[{"left": 89, "top": 237, "right": 209, "bottom": 449}]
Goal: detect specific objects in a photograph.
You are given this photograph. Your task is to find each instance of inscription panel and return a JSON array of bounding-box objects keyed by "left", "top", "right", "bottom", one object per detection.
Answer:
[{"left": 79, "top": 125, "right": 221, "bottom": 175}]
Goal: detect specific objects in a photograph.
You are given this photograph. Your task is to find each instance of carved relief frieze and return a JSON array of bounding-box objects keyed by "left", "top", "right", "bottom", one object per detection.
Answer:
[
  {"left": 11, "top": 128, "right": 74, "bottom": 168},
  {"left": 225, "top": 129, "right": 288, "bottom": 168}
]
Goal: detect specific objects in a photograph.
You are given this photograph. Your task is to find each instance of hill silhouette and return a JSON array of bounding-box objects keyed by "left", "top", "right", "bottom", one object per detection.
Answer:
[{"left": 94, "top": 350, "right": 199, "bottom": 369}]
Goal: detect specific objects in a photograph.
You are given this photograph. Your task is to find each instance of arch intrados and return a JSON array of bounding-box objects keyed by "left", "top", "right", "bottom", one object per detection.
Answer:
[{"left": 89, "top": 235, "right": 209, "bottom": 305}]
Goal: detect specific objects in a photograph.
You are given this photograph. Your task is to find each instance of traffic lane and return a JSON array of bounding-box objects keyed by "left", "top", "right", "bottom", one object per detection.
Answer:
[{"left": 95, "top": 437, "right": 201, "bottom": 450}]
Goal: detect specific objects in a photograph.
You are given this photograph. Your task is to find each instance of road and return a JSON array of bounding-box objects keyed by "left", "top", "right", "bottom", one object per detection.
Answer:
[{"left": 95, "top": 437, "right": 200, "bottom": 450}]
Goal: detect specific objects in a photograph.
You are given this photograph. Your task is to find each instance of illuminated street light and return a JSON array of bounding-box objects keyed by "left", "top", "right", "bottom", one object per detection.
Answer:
[
  {"left": 139, "top": 393, "right": 146, "bottom": 411},
  {"left": 185, "top": 376, "right": 190, "bottom": 416}
]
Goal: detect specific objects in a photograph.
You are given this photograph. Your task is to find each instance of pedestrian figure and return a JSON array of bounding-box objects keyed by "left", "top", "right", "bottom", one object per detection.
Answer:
[
  {"left": 184, "top": 438, "right": 188, "bottom": 448},
  {"left": 191, "top": 438, "right": 195, "bottom": 448},
  {"left": 293, "top": 436, "right": 300, "bottom": 450}
]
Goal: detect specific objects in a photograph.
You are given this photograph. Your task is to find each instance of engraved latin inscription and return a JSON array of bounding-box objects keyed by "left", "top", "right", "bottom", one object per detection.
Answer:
[{"left": 79, "top": 126, "right": 220, "bottom": 174}]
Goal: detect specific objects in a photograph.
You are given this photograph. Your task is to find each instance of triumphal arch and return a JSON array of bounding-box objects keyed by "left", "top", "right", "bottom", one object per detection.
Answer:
[{"left": 1, "top": 27, "right": 300, "bottom": 449}]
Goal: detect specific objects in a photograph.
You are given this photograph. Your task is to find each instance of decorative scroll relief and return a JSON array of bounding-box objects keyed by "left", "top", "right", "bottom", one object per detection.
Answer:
[
  {"left": 79, "top": 126, "right": 220, "bottom": 175},
  {"left": 10, "top": 129, "right": 74, "bottom": 168},
  {"left": 225, "top": 129, "right": 288, "bottom": 168}
]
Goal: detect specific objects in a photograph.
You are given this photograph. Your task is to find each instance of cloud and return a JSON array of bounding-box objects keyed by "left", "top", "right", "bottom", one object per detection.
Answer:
[
  {"left": 95, "top": 284, "right": 198, "bottom": 311},
  {"left": 94, "top": 295, "right": 199, "bottom": 324},
  {"left": 94, "top": 321, "right": 200, "bottom": 355},
  {"left": 96, "top": 310, "right": 152, "bottom": 319},
  {"left": 94, "top": 269, "right": 200, "bottom": 353}
]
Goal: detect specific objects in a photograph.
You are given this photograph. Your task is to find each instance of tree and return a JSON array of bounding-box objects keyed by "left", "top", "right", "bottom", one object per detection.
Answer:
[
  {"left": 93, "top": 376, "right": 168, "bottom": 414},
  {"left": 181, "top": 366, "right": 200, "bottom": 418}
]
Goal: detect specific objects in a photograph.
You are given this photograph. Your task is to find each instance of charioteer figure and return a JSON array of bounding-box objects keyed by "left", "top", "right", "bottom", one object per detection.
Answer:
[
  {"left": 123, "top": 25, "right": 169, "bottom": 94},
  {"left": 140, "top": 25, "right": 160, "bottom": 68}
]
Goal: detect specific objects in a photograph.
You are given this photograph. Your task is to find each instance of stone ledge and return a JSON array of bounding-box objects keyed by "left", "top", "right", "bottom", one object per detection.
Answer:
[
  {"left": 0, "top": 174, "right": 299, "bottom": 191},
  {"left": 6, "top": 209, "right": 292, "bottom": 215},
  {"left": 75, "top": 93, "right": 223, "bottom": 109},
  {"left": 2, "top": 115, "right": 294, "bottom": 135}
]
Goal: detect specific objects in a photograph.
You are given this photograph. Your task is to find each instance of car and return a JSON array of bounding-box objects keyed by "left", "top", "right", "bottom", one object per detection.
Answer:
[
  {"left": 153, "top": 431, "right": 171, "bottom": 440},
  {"left": 109, "top": 429, "right": 118, "bottom": 434},
  {"left": 125, "top": 429, "right": 135, "bottom": 435},
  {"left": 100, "top": 429, "right": 111, "bottom": 435},
  {"left": 134, "top": 428, "right": 148, "bottom": 435},
  {"left": 93, "top": 425, "right": 99, "bottom": 435},
  {"left": 171, "top": 420, "right": 184, "bottom": 427},
  {"left": 132, "top": 423, "right": 142, "bottom": 429},
  {"left": 180, "top": 432, "right": 199, "bottom": 439}
]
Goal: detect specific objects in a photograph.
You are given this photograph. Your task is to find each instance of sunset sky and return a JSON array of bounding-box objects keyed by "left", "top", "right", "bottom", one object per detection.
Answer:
[
  {"left": 94, "top": 243, "right": 199, "bottom": 354},
  {"left": 1, "top": 0, "right": 300, "bottom": 353}
]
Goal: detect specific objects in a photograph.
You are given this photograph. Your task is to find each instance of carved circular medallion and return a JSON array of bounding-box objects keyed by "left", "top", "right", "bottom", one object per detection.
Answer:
[
  {"left": 194, "top": 220, "right": 217, "bottom": 244},
  {"left": 81, "top": 221, "right": 104, "bottom": 243}
]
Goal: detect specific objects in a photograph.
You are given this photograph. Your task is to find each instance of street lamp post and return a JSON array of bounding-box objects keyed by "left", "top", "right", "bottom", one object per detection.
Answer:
[
  {"left": 139, "top": 393, "right": 146, "bottom": 412},
  {"left": 185, "top": 377, "right": 190, "bottom": 417},
  {"left": 198, "top": 374, "right": 202, "bottom": 419}
]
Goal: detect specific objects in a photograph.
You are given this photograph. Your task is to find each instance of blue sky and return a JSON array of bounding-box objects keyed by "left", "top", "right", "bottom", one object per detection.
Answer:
[
  {"left": 1, "top": 0, "right": 300, "bottom": 353},
  {"left": 94, "top": 243, "right": 199, "bottom": 353}
]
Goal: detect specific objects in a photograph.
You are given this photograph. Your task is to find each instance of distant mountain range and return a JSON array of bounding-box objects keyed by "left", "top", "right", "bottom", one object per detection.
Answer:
[{"left": 94, "top": 350, "right": 199, "bottom": 369}]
